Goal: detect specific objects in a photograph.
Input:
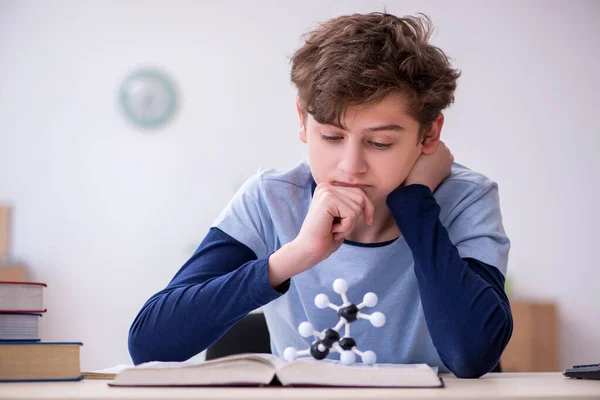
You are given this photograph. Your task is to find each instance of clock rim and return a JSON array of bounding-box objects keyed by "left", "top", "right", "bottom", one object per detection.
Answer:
[{"left": 118, "top": 67, "right": 179, "bottom": 129}]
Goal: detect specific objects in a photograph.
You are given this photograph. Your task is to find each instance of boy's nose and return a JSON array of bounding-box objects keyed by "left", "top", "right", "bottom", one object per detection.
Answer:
[{"left": 338, "top": 144, "right": 367, "bottom": 175}]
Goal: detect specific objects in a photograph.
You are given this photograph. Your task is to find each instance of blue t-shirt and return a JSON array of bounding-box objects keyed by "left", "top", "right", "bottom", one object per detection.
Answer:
[
  {"left": 128, "top": 159, "right": 513, "bottom": 378},
  {"left": 213, "top": 160, "right": 509, "bottom": 369}
]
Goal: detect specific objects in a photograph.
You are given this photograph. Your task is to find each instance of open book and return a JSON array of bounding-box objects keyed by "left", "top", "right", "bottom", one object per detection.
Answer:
[{"left": 109, "top": 353, "right": 443, "bottom": 388}]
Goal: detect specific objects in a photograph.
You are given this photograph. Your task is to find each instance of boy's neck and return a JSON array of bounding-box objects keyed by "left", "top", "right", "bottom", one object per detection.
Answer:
[{"left": 345, "top": 206, "right": 400, "bottom": 244}]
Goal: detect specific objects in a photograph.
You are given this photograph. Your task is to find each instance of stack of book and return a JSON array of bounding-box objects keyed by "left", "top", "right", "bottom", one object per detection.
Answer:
[{"left": 0, "top": 205, "right": 82, "bottom": 382}]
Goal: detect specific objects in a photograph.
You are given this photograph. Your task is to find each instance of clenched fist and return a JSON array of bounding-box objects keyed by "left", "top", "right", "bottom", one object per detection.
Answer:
[
  {"left": 295, "top": 183, "right": 375, "bottom": 265},
  {"left": 403, "top": 141, "right": 454, "bottom": 192},
  {"left": 267, "top": 183, "right": 375, "bottom": 287}
]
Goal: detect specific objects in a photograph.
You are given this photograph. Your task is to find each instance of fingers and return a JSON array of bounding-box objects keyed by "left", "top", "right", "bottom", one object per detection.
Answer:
[
  {"left": 313, "top": 183, "right": 376, "bottom": 241},
  {"left": 328, "top": 186, "right": 374, "bottom": 226},
  {"left": 329, "top": 194, "right": 362, "bottom": 239},
  {"left": 325, "top": 186, "right": 374, "bottom": 241}
]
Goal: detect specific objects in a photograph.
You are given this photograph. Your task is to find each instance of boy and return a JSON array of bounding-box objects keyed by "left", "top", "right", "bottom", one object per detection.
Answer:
[{"left": 128, "top": 12, "right": 512, "bottom": 379}]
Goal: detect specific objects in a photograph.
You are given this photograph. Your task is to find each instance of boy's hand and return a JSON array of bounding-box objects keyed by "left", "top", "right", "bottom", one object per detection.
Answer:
[
  {"left": 295, "top": 183, "right": 375, "bottom": 266},
  {"left": 268, "top": 183, "right": 374, "bottom": 286},
  {"left": 403, "top": 141, "right": 454, "bottom": 192}
]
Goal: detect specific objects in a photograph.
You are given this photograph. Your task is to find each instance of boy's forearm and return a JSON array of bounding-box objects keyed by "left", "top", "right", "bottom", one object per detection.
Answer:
[
  {"left": 128, "top": 228, "right": 286, "bottom": 365},
  {"left": 129, "top": 257, "right": 277, "bottom": 364},
  {"left": 387, "top": 184, "right": 513, "bottom": 378},
  {"left": 268, "top": 240, "right": 318, "bottom": 287}
]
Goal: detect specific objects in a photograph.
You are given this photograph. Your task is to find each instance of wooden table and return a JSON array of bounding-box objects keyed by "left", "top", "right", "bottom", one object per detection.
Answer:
[{"left": 0, "top": 373, "right": 598, "bottom": 399}]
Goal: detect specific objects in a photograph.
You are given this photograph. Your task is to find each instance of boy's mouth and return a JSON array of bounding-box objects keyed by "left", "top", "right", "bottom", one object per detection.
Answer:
[{"left": 332, "top": 181, "right": 370, "bottom": 189}]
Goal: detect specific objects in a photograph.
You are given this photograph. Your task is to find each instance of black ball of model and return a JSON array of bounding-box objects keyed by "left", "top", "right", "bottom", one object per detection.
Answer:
[
  {"left": 309, "top": 340, "right": 329, "bottom": 360},
  {"left": 338, "top": 304, "right": 359, "bottom": 322},
  {"left": 321, "top": 328, "right": 340, "bottom": 347},
  {"left": 339, "top": 337, "right": 357, "bottom": 351}
]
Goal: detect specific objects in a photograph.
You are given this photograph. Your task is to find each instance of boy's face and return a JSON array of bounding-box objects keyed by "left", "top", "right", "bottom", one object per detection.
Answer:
[{"left": 298, "top": 92, "right": 438, "bottom": 206}]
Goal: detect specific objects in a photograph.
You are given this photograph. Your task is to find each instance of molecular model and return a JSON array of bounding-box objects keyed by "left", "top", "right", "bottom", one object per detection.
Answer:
[{"left": 283, "top": 278, "right": 386, "bottom": 365}]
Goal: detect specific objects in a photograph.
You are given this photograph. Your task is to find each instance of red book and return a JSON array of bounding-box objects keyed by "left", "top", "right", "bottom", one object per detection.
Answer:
[{"left": 0, "top": 281, "right": 46, "bottom": 313}]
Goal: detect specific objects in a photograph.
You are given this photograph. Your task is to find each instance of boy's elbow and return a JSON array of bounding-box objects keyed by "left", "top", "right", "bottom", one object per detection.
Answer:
[
  {"left": 445, "top": 356, "right": 498, "bottom": 379},
  {"left": 127, "top": 305, "right": 165, "bottom": 365},
  {"left": 127, "top": 304, "right": 210, "bottom": 365},
  {"left": 448, "top": 308, "right": 513, "bottom": 378},
  {"left": 442, "top": 339, "right": 506, "bottom": 378},
  {"left": 128, "top": 322, "right": 153, "bottom": 365},
  {"left": 442, "top": 337, "right": 508, "bottom": 378}
]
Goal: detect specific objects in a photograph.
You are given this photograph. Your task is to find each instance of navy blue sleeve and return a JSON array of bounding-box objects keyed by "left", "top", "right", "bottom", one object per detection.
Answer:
[
  {"left": 128, "top": 227, "right": 289, "bottom": 365},
  {"left": 387, "top": 184, "right": 513, "bottom": 378}
]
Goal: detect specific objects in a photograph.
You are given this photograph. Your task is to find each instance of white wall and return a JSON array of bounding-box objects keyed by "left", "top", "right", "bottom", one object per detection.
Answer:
[{"left": 1, "top": 0, "right": 598, "bottom": 371}]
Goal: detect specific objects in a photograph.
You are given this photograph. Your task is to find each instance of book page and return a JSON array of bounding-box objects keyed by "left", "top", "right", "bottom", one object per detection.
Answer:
[
  {"left": 110, "top": 353, "right": 280, "bottom": 387},
  {"left": 132, "top": 353, "right": 281, "bottom": 370},
  {"left": 82, "top": 364, "right": 133, "bottom": 380},
  {"left": 276, "top": 359, "right": 442, "bottom": 388}
]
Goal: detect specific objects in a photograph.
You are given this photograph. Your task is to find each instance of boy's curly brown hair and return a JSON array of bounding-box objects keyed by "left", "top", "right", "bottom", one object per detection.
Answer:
[{"left": 290, "top": 12, "right": 461, "bottom": 138}]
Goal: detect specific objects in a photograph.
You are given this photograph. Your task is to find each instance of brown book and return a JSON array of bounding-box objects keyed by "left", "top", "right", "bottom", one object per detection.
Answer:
[
  {"left": 109, "top": 353, "right": 443, "bottom": 388},
  {"left": 0, "top": 342, "right": 82, "bottom": 381},
  {"left": 0, "top": 281, "right": 46, "bottom": 313}
]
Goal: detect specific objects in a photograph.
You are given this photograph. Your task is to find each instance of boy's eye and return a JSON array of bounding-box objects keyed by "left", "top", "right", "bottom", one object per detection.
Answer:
[
  {"left": 368, "top": 141, "right": 392, "bottom": 149},
  {"left": 320, "top": 135, "right": 392, "bottom": 150},
  {"left": 321, "top": 134, "right": 342, "bottom": 142}
]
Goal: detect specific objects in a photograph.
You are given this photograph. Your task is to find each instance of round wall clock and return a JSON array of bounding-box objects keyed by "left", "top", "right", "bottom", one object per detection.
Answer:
[{"left": 118, "top": 67, "right": 179, "bottom": 129}]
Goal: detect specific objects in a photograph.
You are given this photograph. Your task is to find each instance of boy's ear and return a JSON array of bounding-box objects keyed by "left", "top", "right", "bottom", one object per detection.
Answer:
[
  {"left": 420, "top": 114, "right": 444, "bottom": 155},
  {"left": 296, "top": 97, "right": 307, "bottom": 143}
]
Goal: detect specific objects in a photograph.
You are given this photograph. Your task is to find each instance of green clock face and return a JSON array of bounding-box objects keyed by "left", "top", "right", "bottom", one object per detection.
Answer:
[{"left": 118, "top": 68, "right": 178, "bottom": 129}]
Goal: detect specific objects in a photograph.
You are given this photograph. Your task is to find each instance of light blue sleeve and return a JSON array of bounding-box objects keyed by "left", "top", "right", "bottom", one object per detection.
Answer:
[
  {"left": 441, "top": 182, "right": 510, "bottom": 276},
  {"left": 211, "top": 172, "right": 276, "bottom": 258}
]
